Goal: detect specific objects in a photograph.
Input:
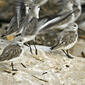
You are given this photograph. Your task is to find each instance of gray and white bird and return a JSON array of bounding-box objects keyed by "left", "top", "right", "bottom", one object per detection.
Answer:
[
  {"left": 0, "top": 43, "right": 22, "bottom": 71},
  {"left": 1, "top": 0, "right": 48, "bottom": 38},
  {"left": 26, "top": 23, "right": 78, "bottom": 58},
  {"left": 0, "top": 43, "right": 22, "bottom": 61},
  {"left": 15, "top": 0, "right": 48, "bottom": 29},
  {"left": 50, "top": 23, "right": 78, "bottom": 58},
  {"left": 15, "top": 10, "right": 76, "bottom": 43},
  {"left": 19, "top": 17, "right": 47, "bottom": 42},
  {"left": 35, "top": 8, "right": 79, "bottom": 32}
]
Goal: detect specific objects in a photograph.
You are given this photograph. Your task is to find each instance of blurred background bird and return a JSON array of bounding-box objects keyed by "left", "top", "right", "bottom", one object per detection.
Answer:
[
  {"left": 0, "top": 0, "right": 81, "bottom": 42},
  {"left": 14, "top": 7, "right": 78, "bottom": 44},
  {"left": 0, "top": 0, "right": 48, "bottom": 40},
  {"left": 39, "top": 0, "right": 81, "bottom": 29},
  {"left": 50, "top": 23, "right": 78, "bottom": 58}
]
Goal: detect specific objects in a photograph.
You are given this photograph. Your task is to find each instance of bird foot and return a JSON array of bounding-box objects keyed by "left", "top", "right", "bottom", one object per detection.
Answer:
[
  {"left": 66, "top": 54, "right": 74, "bottom": 59},
  {"left": 62, "top": 50, "right": 74, "bottom": 59},
  {"left": 11, "top": 62, "right": 18, "bottom": 71}
]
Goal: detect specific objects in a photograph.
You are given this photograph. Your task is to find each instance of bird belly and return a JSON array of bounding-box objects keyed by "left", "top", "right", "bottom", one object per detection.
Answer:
[
  {"left": 23, "top": 35, "right": 36, "bottom": 43},
  {"left": 63, "top": 37, "right": 78, "bottom": 50}
]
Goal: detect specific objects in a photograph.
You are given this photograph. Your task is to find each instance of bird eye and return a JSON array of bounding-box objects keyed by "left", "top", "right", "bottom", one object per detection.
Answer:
[
  {"left": 73, "top": 23, "right": 77, "bottom": 27},
  {"left": 19, "top": 39, "right": 22, "bottom": 42},
  {"left": 29, "top": 7, "right": 31, "bottom": 10},
  {"left": 5, "top": 27, "right": 8, "bottom": 30},
  {"left": 74, "top": 24, "right": 76, "bottom": 27}
]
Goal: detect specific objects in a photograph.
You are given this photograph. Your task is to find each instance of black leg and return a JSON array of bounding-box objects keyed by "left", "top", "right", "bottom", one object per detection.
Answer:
[
  {"left": 25, "top": 43, "right": 33, "bottom": 54},
  {"left": 29, "top": 44, "right": 33, "bottom": 54},
  {"left": 24, "top": 41, "right": 38, "bottom": 55},
  {"left": 11, "top": 62, "right": 18, "bottom": 71},
  {"left": 33, "top": 41, "right": 38, "bottom": 55},
  {"left": 66, "top": 50, "right": 74, "bottom": 59},
  {"left": 21, "top": 63, "right": 26, "bottom": 68},
  {"left": 62, "top": 50, "right": 74, "bottom": 59}
]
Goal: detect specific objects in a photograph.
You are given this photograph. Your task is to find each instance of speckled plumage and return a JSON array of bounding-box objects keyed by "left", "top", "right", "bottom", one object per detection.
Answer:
[
  {"left": 26, "top": 23, "right": 78, "bottom": 51},
  {"left": 0, "top": 43, "right": 22, "bottom": 61},
  {"left": 51, "top": 23, "right": 78, "bottom": 50}
]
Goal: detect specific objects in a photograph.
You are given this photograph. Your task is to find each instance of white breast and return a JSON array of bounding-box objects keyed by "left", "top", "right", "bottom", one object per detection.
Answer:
[
  {"left": 63, "top": 34, "right": 78, "bottom": 50},
  {"left": 58, "top": 33, "right": 78, "bottom": 50}
]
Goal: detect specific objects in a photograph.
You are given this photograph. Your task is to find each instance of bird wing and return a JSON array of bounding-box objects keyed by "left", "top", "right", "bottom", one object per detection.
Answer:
[
  {"left": 33, "top": 0, "right": 48, "bottom": 6},
  {"left": 16, "top": 0, "right": 26, "bottom": 28},
  {"left": 51, "top": 30, "right": 76, "bottom": 50},
  {"left": 1, "top": 0, "right": 26, "bottom": 37},
  {"left": 0, "top": 44, "right": 22, "bottom": 61}
]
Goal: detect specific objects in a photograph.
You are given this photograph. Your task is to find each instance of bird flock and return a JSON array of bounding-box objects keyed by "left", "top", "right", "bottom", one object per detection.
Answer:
[{"left": 0, "top": 0, "right": 81, "bottom": 62}]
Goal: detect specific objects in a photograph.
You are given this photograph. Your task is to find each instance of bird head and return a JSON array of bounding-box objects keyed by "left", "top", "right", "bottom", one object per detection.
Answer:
[
  {"left": 13, "top": 36, "right": 23, "bottom": 46},
  {"left": 24, "top": 0, "right": 48, "bottom": 18},
  {"left": 70, "top": 23, "right": 78, "bottom": 31}
]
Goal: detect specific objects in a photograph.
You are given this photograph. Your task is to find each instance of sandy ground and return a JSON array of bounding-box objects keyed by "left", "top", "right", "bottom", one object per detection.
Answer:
[
  {"left": 0, "top": 0, "right": 85, "bottom": 85},
  {"left": 0, "top": 39, "right": 85, "bottom": 85}
]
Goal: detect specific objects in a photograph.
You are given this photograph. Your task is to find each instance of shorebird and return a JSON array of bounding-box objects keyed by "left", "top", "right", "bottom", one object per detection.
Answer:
[
  {"left": 26, "top": 23, "right": 78, "bottom": 58},
  {"left": 15, "top": 0, "right": 48, "bottom": 28},
  {"left": 0, "top": 42, "right": 23, "bottom": 71},
  {"left": 39, "top": 0, "right": 81, "bottom": 29},
  {"left": 36, "top": 8, "right": 79, "bottom": 32},
  {"left": 50, "top": 23, "right": 78, "bottom": 58},
  {"left": 1, "top": 0, "right": 48, "bottom": 40},
  {"left": 0, "top": 43, "right": 22, "bottom": 61},
  {"left": 15, "top": 9, "right": 77, "bottom": 45}
]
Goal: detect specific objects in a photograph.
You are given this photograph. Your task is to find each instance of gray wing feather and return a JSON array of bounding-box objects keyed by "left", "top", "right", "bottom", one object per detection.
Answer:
[{"left": 0, "top": 44, "right": 22, "bottom": 61}]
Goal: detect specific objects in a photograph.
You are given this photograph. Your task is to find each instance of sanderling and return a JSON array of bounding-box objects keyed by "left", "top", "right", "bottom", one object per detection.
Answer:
[
  {"left": 26, "top": 23, "right": 78, "bottom": 58},
  {"left": 17, "top": 9, "right": 77, "bottom": 44},
  {"left": 0, "top": 43, "right": 22, "bottom": 61},
  {"left": 0, "top": 42, "right": 24, "bottom": 71},
  {"left": 50, "top": 23, "right": 78, "bottom": 58}
]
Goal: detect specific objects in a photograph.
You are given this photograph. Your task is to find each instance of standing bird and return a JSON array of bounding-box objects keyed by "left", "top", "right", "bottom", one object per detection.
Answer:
[
  {"left": 50, "top": 23, "right": 78, "bottom": 58},
  {"left": 0, "top": 43, "right": 23, "bottom": 71},
  {"left": 26, "top": 23, "right": 78, "bottom": 58},
  {"left": 0, "top": 43, "right": 22, "bottom": 61}
]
